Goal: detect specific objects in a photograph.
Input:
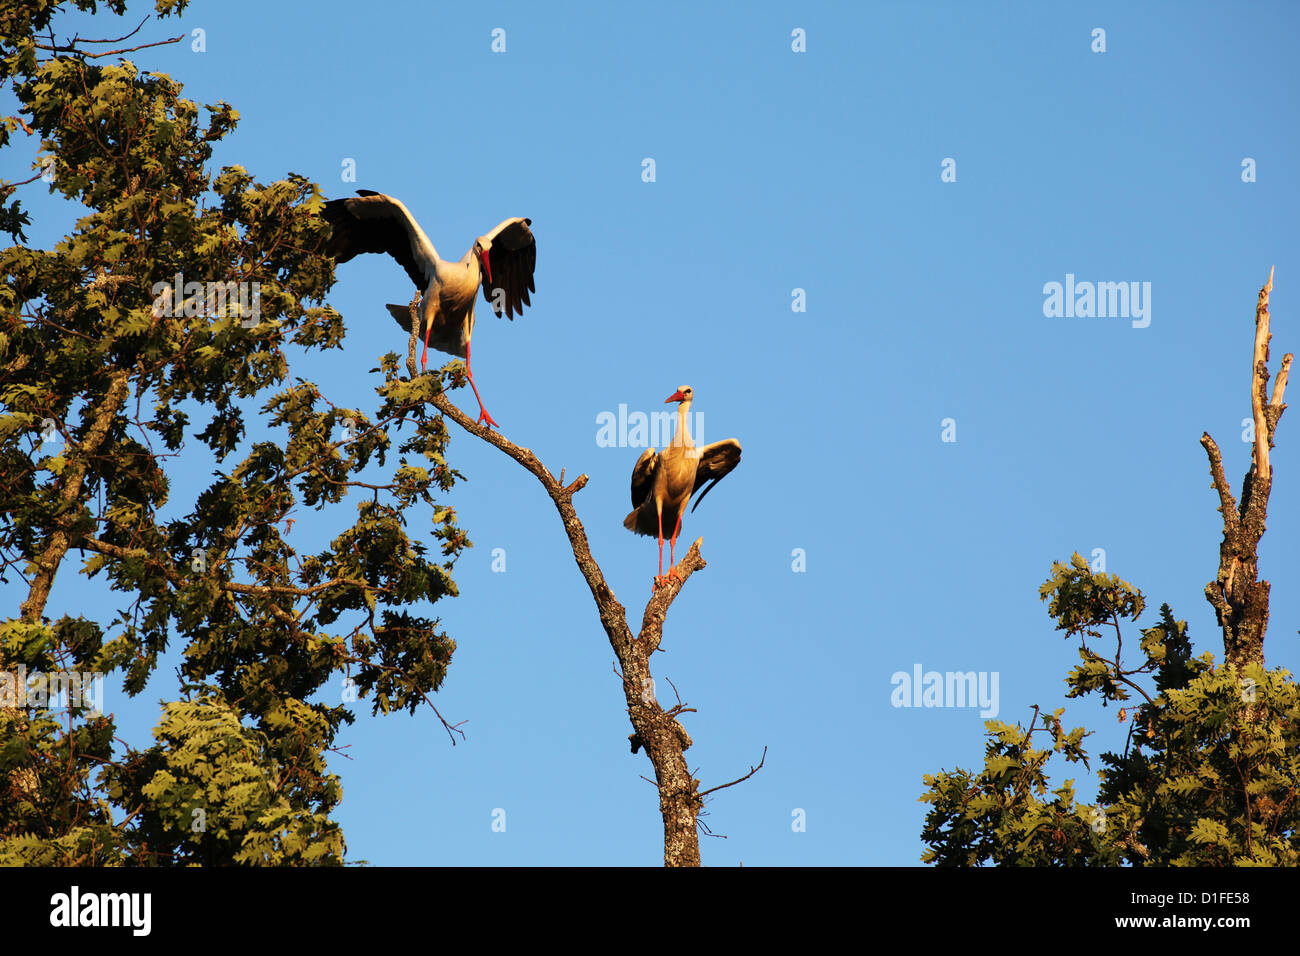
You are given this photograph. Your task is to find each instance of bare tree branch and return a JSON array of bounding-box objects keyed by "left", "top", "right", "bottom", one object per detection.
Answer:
[
  {"left": 700, "top": 747, "right": 769, "bottom": 798},
  {"left": 1201, "top": 269, "right": 1292, "bottom": 671},
  {"left": 1252, "top": 266, "right": 1277, "bottom": 482},
  {"left": 405, "top": 295, "right": 756, "bottom": 865},
  {"left": 34, "top": 24, "right": 186, "bottom": 61},
  {"left": 74, "top": 14, "right": 152, "bottom": 45},
  {"left": 1199, "top": 432, "right": 1239, "bottom": 533}
]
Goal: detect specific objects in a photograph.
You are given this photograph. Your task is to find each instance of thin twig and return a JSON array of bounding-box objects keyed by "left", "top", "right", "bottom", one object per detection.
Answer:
[
  {"left": 700, "top": 746, "right": 768, "bottom": 798},
  {"left": 35, "top": 33, "right": 186, "bottom": 60}
]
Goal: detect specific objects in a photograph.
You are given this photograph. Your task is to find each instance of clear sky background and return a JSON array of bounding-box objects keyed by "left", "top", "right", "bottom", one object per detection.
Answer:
[{"left": 4, "top": 0, "right": 1299, "bottom": 865}]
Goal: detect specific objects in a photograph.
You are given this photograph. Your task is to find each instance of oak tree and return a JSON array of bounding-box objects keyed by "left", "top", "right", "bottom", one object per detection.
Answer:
[{"left": 1, "top": 0, "right": 466, "bottom": 864}]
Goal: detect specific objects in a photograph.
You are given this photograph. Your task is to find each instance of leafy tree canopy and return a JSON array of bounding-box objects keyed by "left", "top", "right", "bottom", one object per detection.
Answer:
[
  {"left": 921, "top": 553, "right": 1300, "bottom": 866},
  {"left": 1, "top": 0, "right": 470, "bottom": 864}
]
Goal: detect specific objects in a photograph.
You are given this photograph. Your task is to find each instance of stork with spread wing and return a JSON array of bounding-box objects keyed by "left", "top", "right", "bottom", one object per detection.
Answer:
[
  {"left": 322, "top": 190, "right": 536, "bottom": 428},
  {"left": 624, "top": 386, "right": 742, "bottom": 587}
]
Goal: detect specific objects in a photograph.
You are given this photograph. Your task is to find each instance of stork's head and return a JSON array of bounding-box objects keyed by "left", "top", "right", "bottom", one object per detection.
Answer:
[
  {"left": 665, "top": 385, "right": 693, "bottom": 405},
  {"left": 474, "top": 238, "right": 493, "bottom": 285}
]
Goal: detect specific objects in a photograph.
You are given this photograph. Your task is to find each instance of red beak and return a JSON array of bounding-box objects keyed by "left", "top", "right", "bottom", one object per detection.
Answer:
[
  {"left": 665, "top": 390, "right": 686, "bottom": 403},
  {"left": 480, "top": 248, "right": 493, "bottom": 286}
]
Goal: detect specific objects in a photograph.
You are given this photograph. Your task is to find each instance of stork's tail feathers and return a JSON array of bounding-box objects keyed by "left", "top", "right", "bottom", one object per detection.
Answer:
[
  {"left": 386, "top": 304, "right": 469, "bottom": 360},
  {"left": 624, "top": 503, "right": 680, "bottom": 538}
]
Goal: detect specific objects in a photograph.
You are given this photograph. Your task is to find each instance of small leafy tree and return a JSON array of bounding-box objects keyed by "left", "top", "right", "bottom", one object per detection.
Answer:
[
  {"left": 920, "top": 272, "right": 1298, "bottom": 866},
  {"left": 1, "top": 0, "right": 467, "bottom": 864}
]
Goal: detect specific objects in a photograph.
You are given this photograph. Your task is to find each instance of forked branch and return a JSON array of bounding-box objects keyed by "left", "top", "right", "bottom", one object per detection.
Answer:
[
  {"left": 1200, "top": 268, "right": 1292, "bottom": 671},
  {"left": 405, "top": 296, "right": 761, "bottom": 864}
]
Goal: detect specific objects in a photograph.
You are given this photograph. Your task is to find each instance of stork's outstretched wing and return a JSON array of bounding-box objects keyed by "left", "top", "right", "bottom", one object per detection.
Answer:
[
  {"left": 323, "top": 190, "right": 439, "bottom": 289},
  {"left": 478, "top": 217, "right": 536, "bottom": 320},
  {"left": 690, "top": 439, "right": 741, "bottom": 512}
]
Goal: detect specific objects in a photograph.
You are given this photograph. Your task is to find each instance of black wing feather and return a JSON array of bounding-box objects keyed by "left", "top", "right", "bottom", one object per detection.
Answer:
[
  {"left": 690, "top": 440, "right": 741, "bottom": 512},
  {"left": 481, "top": 218, "right": 537, "bottom": 320},
  {"left": 322, "top": 191, "right": 428, "bottom": 290},
  {"left": 629, "top": 449, "right": 658, "bottom": 509}
]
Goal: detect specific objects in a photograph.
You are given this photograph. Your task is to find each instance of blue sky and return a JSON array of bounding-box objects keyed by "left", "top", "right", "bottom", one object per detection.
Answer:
[{"left": 4, "top": 0, "right": 1299, "bottom": 865}]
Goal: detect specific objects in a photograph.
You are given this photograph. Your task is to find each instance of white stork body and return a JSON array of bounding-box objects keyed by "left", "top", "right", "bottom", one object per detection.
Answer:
[
  {"left": 624, "top": 386, "right": 742, "bottom": 587},
  {"left": 323, "top": 190, "right": 536, "bottom": 427},
  {"left": 394, "top": 256, "right": 480, "bottom": 360}
]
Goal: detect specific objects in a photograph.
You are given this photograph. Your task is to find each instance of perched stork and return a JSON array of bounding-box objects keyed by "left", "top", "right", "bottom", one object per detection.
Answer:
[
  {"left": 624, "top": 386, "right": 742, "bottom": 587},
  {"left": 322, "top": 190, "right": 536, "bottom": 428}
]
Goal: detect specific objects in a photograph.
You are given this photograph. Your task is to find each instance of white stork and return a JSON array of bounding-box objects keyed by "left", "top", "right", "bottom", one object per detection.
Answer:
[
  {"left": 624, "top": 386, "right": 742, "bottom": 587},
  {"left": 322, "top": 190, "right": 536, "bottom": 428}
]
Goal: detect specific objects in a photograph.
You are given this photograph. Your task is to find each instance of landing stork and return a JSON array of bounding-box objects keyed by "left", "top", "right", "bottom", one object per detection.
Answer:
[{"left": 322, "top": 190, "right": 536, "bottom": 428}]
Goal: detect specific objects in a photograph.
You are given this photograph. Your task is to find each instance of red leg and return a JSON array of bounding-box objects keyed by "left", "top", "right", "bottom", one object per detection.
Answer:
[
  {"left": 465, "top": 339, "right": 499, "bottom": 429},
  {"left": 421, "top": 316, "right": 432, "bottom": 370},
  {"left": 653, "top": 503, "right": 667, "bottom": 588},
  {"left": 666, "top": 513, "right": 683, "bottom": 581}
]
